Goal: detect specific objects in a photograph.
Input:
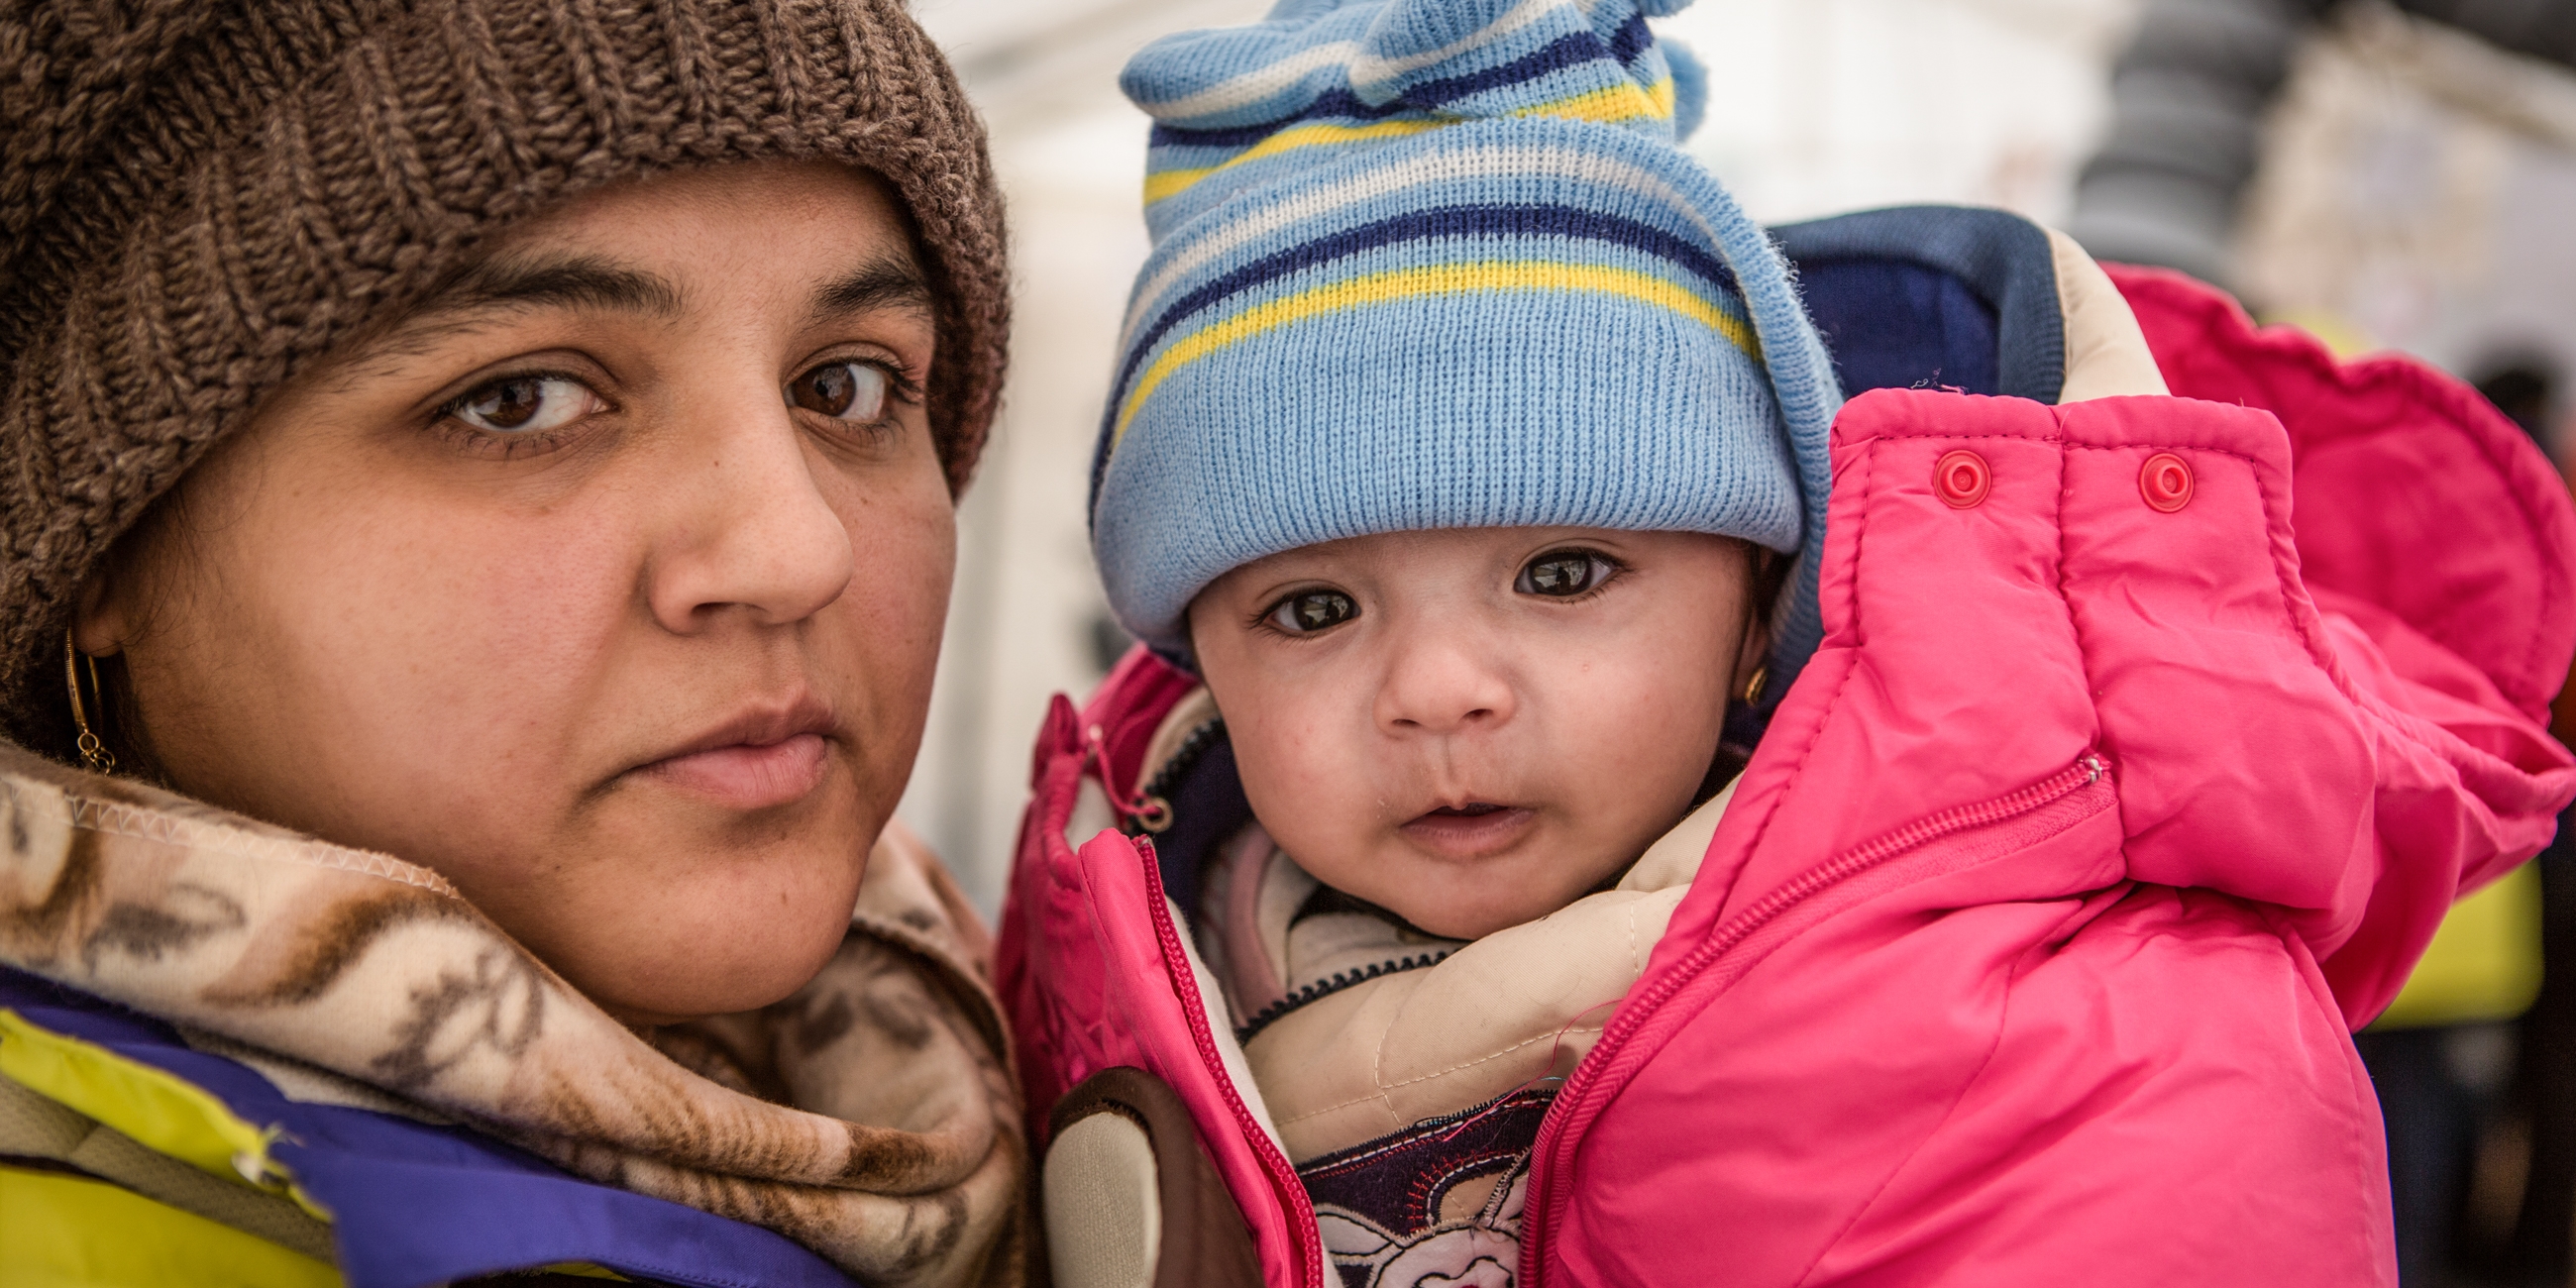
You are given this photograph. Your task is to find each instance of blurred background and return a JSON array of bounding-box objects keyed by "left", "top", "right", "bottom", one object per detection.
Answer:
[{"left": 894, "top": 2, "right": 2576, "bottom": 1282}]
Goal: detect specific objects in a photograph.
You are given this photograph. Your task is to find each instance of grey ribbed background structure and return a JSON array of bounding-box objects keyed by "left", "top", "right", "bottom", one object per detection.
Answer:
[{"left": 2070, "top": 0, "right": 2576, "bottom": 288}]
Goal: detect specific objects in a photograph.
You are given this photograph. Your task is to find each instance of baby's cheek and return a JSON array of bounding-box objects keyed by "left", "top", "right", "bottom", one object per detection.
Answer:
[
  {"left": 1230, "top": 713, "right": 1358, "bottom": 840},
  {"left": 1555, "top": 671, "right": 1727, "bottom": 835}
]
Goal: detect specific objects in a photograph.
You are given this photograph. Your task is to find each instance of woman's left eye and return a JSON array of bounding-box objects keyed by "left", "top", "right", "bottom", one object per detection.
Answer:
[
  {"left": 1517, "top": 550, "right": 1616, "bottom": 597},
  {"left": 786, "top": 361, "right": 890, "bottom": 422},
  {"left": 447, "top": 376, "right": 601, "bottom": 434}
]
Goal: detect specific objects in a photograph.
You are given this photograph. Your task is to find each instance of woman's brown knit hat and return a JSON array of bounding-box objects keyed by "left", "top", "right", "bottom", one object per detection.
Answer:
[{"left": 0, "top": 0, "right": 1009, "bottom": 754}]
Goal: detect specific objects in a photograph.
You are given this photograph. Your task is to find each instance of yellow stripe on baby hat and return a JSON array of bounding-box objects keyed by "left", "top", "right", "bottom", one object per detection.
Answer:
[
  {"left": 1143, "top": 77, "right": 1677, "bottom": 207},
  {"left": 1144, "top": 118, "right": 1446, "bottom": 205},
  {"left": 1111, "top": 259, "right": 1760, "bottom": 446},
  {"left": 1513, "top": 74, "right": 1674, "bottom": 126}
]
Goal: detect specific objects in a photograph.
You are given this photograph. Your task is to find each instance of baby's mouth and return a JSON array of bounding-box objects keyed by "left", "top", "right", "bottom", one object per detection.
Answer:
[{"left": 1400, "top": 801, "right": 1536, "bottom": 859}]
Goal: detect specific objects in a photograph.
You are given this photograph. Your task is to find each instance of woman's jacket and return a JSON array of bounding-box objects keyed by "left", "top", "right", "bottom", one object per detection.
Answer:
[
  {"left": 996, "top": 218, "right": 2576, "bottom": 1288},
  {"left": 0, "top": 746, "right": 1028, "bottom": 1288}
]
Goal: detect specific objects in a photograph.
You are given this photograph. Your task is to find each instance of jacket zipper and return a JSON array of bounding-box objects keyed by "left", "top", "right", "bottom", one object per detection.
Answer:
[
  {"left": 1134, "top": 831, "right": 1328, "bottom": 1288},
  {"left": 1520, "top": 752, "right": 2109, "bottom": 1284}
]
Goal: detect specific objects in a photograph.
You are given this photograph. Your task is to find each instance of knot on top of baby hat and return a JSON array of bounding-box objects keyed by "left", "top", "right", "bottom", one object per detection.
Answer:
[{"left": 1127, "top": 0, "right": 1711, "bottom": 232}]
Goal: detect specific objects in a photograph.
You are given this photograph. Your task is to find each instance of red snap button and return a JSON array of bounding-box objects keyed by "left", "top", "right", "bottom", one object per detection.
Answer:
[
  {"left": 1934, "top": 450, "right": 1990, "bottom": 508},
  {"left": 2139, "top": 452, "right": 2193, "bottom": 512}
]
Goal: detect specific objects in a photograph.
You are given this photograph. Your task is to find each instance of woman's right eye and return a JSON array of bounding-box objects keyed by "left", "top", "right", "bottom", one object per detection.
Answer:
[
  {"left": 446, "top": 376, "right": 601, "bottom": 435},
  {"left": 1263, "top": 590, "right": 1358, "bottom": 634}
]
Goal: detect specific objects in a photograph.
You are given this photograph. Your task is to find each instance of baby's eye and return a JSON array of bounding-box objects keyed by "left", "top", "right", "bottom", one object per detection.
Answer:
[
  {"left": 787, "top": 360, "right": 890, "bottom": 422},
  {"left": 448, "top": 376, "right": 601, "bottom": 434},
  {"left": 1265, "top": 590, "right": 1358, "bottom": 634},
  {"left": 1517, "top": 550, "right": 1616, "bottom": 597}
]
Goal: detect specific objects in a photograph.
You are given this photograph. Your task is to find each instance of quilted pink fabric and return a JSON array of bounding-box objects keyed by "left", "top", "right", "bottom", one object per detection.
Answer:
[{"left": 996, "top": 270, "right": 2576, "bottom": 1287}]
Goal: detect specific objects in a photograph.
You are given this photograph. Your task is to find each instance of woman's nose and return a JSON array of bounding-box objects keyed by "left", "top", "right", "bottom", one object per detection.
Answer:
[
  {"left": 1374, "top": 627, "right": 1516, "bottom": 736},
  {"left": 643, "top": 400, "right": 856, "bottom": 634}
]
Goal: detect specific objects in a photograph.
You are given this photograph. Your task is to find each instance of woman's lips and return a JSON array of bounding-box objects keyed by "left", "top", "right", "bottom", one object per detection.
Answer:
[
  {"left": 1398, "top": 803, "right": 1536, "bottom": 859},
  {"left": 640, "top": 732, "right": 829, "bottom": 810}
]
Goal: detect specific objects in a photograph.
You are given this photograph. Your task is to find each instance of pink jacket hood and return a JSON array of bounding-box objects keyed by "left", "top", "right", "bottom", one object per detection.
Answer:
[{"left": 998, "top": 265, "right": 2576, "bottom": 1287}]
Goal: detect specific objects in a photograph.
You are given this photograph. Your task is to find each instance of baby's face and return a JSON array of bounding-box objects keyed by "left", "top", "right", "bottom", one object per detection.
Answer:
[{"left": 1188, "top": 527, "right": 1765, "bottom": 940}]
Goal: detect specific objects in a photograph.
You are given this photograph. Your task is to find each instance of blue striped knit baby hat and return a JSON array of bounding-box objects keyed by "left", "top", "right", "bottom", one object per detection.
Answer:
[{"left": 1092, "top": 0, "right": 1843, "bottom": 698}]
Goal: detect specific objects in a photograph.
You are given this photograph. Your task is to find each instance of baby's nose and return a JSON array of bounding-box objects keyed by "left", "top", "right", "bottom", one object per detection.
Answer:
[{"left": 1375, "top": 638, "right": 1516, "bottom": 734}]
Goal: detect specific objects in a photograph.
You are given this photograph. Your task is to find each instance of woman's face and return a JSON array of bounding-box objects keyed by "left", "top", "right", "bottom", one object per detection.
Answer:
[{"left": 77, "top": 161, "right": 956, "bottom": 1025}]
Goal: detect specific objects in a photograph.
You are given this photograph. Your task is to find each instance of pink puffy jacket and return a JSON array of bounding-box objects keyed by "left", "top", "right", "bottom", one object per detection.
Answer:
[{"left": 998, "top": 266, "right": 2576, "bottom": 1286}]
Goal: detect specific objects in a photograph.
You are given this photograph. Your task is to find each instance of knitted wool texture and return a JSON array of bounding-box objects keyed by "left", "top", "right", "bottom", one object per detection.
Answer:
[
  {"left": 1091, "top": 0, "right": 1843, "bottom": 689},
  {"left": 0, "top": 0, "right": 1008, "bottom": 756}
]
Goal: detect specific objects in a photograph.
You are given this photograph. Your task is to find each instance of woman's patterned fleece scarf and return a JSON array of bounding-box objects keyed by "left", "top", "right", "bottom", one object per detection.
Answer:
[{"left": 0, "top": 741, "right": 1027, "bottom": 1287}]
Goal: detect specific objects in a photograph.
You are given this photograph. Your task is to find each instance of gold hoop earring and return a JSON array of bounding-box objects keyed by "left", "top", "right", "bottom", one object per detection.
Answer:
[
  {"left": 1741, "top": 665, "right": 1769, "bottom": 706},
  {"left": 64, "top": 630, "right": 116, "bottom": 775}
]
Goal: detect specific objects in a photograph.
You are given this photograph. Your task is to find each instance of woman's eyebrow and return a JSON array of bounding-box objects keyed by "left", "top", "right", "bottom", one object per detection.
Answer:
[
  {"left": 435, "top": 254, "right": 686, "bottom": 317},
  {"left": 810, "top": 254, "right": 931, "bottom": 322},
  {"left": 329, "top": 255, "right": 686, "bottom": 378}
]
